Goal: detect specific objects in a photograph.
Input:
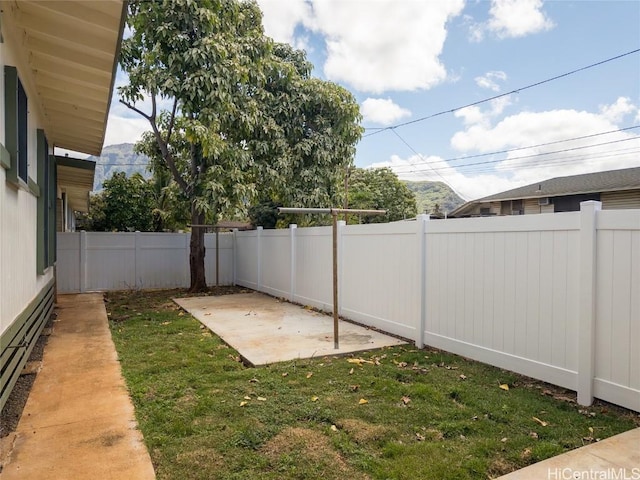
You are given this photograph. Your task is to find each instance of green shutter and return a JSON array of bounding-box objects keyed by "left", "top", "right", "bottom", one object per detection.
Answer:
[
  {"left": 36, "top": 129, "right": 46, "bottom": 274},
  {"left": 48, "top": 154, "right": 56, "bottom": 265},
  {"left": 4, "top": 66, "right": 18, "bottom": 184}
]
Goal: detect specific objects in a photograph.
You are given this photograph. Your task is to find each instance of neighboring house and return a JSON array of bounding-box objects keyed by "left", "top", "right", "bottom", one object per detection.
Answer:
[
  {"left": 0, "top": 1, "right": 125, "bottom": 411},
  {"left": 450, "top": 166, "right": 640, "bottom": 217}
]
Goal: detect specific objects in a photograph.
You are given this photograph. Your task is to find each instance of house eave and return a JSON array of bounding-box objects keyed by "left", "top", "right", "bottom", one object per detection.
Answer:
[
  {"left": 0, "top": 0, "right": 127, "bottom": 156},
  {"left": 56, "top": 156, "right": 96, "bottom": 213}
]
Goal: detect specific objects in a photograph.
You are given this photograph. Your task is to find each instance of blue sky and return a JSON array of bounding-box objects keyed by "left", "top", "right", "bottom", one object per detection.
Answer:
[{"left": 100, "top": 0, "right": 640, "bottom": 200}]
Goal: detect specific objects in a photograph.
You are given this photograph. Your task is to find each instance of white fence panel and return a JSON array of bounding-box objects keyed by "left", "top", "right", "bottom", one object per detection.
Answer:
[
  {"left": 235, "top": 230, "right": 259, "bottom": 289},
  {"left": 293, "top": 227, "right": 333, "bottom": 311},
  {"left": 136, "top": 233, "right": 189, "bottom": 289},
  {"left": 85, "top": 233, "right": 137, "bottom": 291},
  {"left": 204, "top": 233, "right": 235, "bottom": 286},
  {"left": 341, "top": 222, "right": 419, "bottom": 339},
  {"left": 424, "top": 213, "right": 581, "bottom": 391},
  {"left": 56, "top": 233, "right": 81, "bottom": 293},
  {"left": 594, "top": 209, "right": 640, "bottom": 411},
  {"left": 260, "top": 229, "right": 292, "bottom": 298},
  {"left": 57, "top": 232, "right": 234, "bottom": 292}
]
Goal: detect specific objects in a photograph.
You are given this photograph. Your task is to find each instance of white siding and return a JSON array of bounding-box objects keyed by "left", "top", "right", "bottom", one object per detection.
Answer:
[
  {"left": 602, "top": 190, "right": 640, "bottom": 210},
  {"left": 1, "top": 34, "right": 54, "bottom": 337}
]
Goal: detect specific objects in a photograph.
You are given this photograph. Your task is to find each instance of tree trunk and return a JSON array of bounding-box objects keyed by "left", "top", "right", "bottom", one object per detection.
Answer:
[{"left": 189, "top": 207, "right": 207, "bottom": 292}]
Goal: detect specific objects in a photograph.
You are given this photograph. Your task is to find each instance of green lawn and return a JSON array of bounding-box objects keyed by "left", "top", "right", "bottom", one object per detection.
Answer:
[{"left": 106, "top": 289, "right": 639, "bottom": 480}]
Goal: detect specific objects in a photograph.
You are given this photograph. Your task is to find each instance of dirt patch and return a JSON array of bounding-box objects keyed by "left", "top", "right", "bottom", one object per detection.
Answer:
[
  {"left": 262, "top": 427, "right": 369, "bottom": 479},
  {"left": 338, "top": 418, "right": 393, "bottom": 444},
  {"left": 176, "top": 448, "right": 225, "bottom": 469}
]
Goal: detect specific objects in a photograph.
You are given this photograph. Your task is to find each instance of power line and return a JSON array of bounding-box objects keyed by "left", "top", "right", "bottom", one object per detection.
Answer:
[
  {"left": 390, "top": 133, "right": 640, "bottom": 173},
  {"left": 363, "top": 48, "right": 640, "bottom": 137},
  {"left": 389, "top": 129, "right": 467, "bottom": 199}
]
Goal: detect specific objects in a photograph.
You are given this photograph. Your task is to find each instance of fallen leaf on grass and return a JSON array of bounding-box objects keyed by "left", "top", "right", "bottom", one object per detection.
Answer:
[
  {"left": 415, "top": 433, "right": 425, "bottom": 441},
  {"left": 249, "top": 378, "right": 259, "bottom": 383},
  {"left": 521, "top": 448, "right": 532, "bottom": 459},
  {"left": 350, "top": 385, "right": 360, "bottom": 392},
  {"left": 282, "top": 372, "right": 288, "bottom": 377},
  {"left": 311, "top": 396, "right": 319, "bottom": 402},
  {"left": 501, "top": 437, "right": 508, "bottom": 443},
  {"left": 459, "top": 374, "right": 467, "bottom": 380},
  {"left": 306, "top": 372, "right": 313, "bottom": 379},
  {"left": 349, "top": 368, "right": 354, "bottom": 375},
  {"left": 402, "top": 396, "right": 411, "bottom": 405},
  {"left": 358, "top": 398, "right": 369, "bottom": 405},
  {"left": 499, "top": 384, "right": 510, "bottom": 391},
  {"left": 529, "top": 432, "right": 539, "bottom": 439},
  {"left": 347, "top": 358, "right": 374, "bottom": 366},
  {"left": 178, "top": 312, "right": 184, "bottom": 316},
  {"left": 257, "top": 397, "right": 266, "bottom": 401},
  {"left": 240, "top": 401, "right": 248, "bottom": 407},
  {"left": 161, "top": 321, "right": 171, "bottom": 325},
  {"left": 532, "top": 417, "right": 548, "bottom": 427},
  {"left": 244, "top": 396, "right": 251, "bottom": 400},
  {"left": 330, "top": 425, "right": 338, "bottom": 432}
]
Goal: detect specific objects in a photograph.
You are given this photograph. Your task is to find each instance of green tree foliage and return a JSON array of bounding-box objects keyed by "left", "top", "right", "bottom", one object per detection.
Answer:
[
  {"left": 345, "top": 168, "right": 417, "bottom": 223},
  {"left": 119, "top": 0, "right": 362, "bottom": 290},
  {"left": 78, "top": 172, "right": 155, "bottom": 232}
]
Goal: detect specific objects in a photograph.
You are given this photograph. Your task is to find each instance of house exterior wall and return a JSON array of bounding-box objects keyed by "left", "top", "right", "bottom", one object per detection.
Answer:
[
  {"left": 602, "top": 189, "right": 640, "bottom": 210},
  {"left": 1, "top": 18, "right": 55, "bottom": 410}
]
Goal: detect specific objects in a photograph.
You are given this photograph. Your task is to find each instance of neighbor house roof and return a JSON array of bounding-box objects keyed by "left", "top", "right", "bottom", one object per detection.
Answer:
[
  {"left": 450, "top": 166, "right": 640, "bottom": 216},
  {"left": 1, "top": 1, "right": 126, "bottom": 156}
]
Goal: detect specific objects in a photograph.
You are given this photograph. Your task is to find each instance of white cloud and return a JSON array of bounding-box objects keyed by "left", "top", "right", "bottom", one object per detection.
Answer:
[
  {"left": 258, "top": 0, "right": 465, "bottom": 93},
  {"left": 361, "top": 98, "right": 411, "bottom": 126},
  {"left": 450, "top": 103, "right": 640, "bottom": 186},
  {"left": 470, "top": 0, "right": 554, "bottom": 41},
  {"left": 104, "top": 114, "right": 150, "bottom": 146},
  {"left": 256, "top": 0, "right": 313, "bottom": 50},
  {"left": 372, "top": 98, "right": 640, "bottom": 201},
  {"left": 475, "top": 70, "right": 507, "bottom": 92},
  {"left": 488, "top": 0, "right": 554, "bottom": 38},
  {"left": 454, "top": 95, "right": 512, "bottom": 127},
  {"left": 600, "top": 97, "right": 637, "bottom": 124}
]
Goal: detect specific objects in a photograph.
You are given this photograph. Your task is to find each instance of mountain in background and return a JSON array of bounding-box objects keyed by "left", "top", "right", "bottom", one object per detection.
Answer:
[
  {"left": 404, "top": 181, "right": 465, "bottom": 215},
  {"left": 88, "top": 144, "right": 466, "bottom": 214},
  {"left": 88, "top": 143, "right": 150, "bottom": 191}
]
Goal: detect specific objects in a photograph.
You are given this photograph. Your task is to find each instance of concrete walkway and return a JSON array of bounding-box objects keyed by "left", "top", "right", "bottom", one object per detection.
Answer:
[
  {"left": 0, "top": 294, "right": 155, "bottom": 480},
  {"left": 498, "top": 426, "right": 640, "bottom": 479}
]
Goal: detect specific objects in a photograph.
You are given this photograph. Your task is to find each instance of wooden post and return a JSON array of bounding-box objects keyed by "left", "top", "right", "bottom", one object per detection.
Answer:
[{"left": 215, "top": 227, "right": 219, "bottom": 287}]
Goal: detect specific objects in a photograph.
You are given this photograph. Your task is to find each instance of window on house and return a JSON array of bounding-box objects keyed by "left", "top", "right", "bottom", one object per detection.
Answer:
[{"left": 4, "top": 66, "right": 29, "bottom": 185}]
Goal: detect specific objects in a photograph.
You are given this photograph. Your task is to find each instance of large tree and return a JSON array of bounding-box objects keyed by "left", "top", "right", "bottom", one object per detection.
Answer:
[{"left": 119, "top": 0, "right": 362, "bottom": 290}]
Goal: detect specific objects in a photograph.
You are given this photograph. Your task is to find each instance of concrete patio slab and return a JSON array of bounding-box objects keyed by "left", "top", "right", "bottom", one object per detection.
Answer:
[
  {"left": 0, "top": 294, "right": 155, "bottom": 480},
  {"left": 174, "top": 293, "right": 406, "bottom": 365},
  {"left": 498, "top": 427, "right": 640, "bottom": 480}
]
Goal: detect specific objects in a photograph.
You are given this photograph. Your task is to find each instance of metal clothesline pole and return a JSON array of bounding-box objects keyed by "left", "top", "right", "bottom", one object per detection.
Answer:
[{"left": 278, "top": 207, "right": 386, "bottom": 348}]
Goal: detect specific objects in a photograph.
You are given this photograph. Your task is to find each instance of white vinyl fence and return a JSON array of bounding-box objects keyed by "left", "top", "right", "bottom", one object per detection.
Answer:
[
  {"left": 233, "top": 202, "right": 639, "bottom": 412},
  {"left": 57, "top": 231, "right": 234, "bottom": 292},
  {"left": 56, "top": 202, "right": 639, "bottom": 411}
]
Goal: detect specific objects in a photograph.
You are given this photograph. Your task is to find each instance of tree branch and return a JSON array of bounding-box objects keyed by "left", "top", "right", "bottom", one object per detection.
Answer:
[
  {"left": 119, "top": 99, "right": 152, "bottom": 121},
  {"left": 165, "top": 97, "right": 178, "bottom": 146}
]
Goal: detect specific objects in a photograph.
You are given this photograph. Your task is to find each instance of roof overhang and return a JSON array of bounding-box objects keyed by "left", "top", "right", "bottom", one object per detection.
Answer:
[
  {"left": 56, "top": 156, "right": 96, "bottom": 213},
  {"left": 0, "top": 1, "right": 127, "bottom": 156}
]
